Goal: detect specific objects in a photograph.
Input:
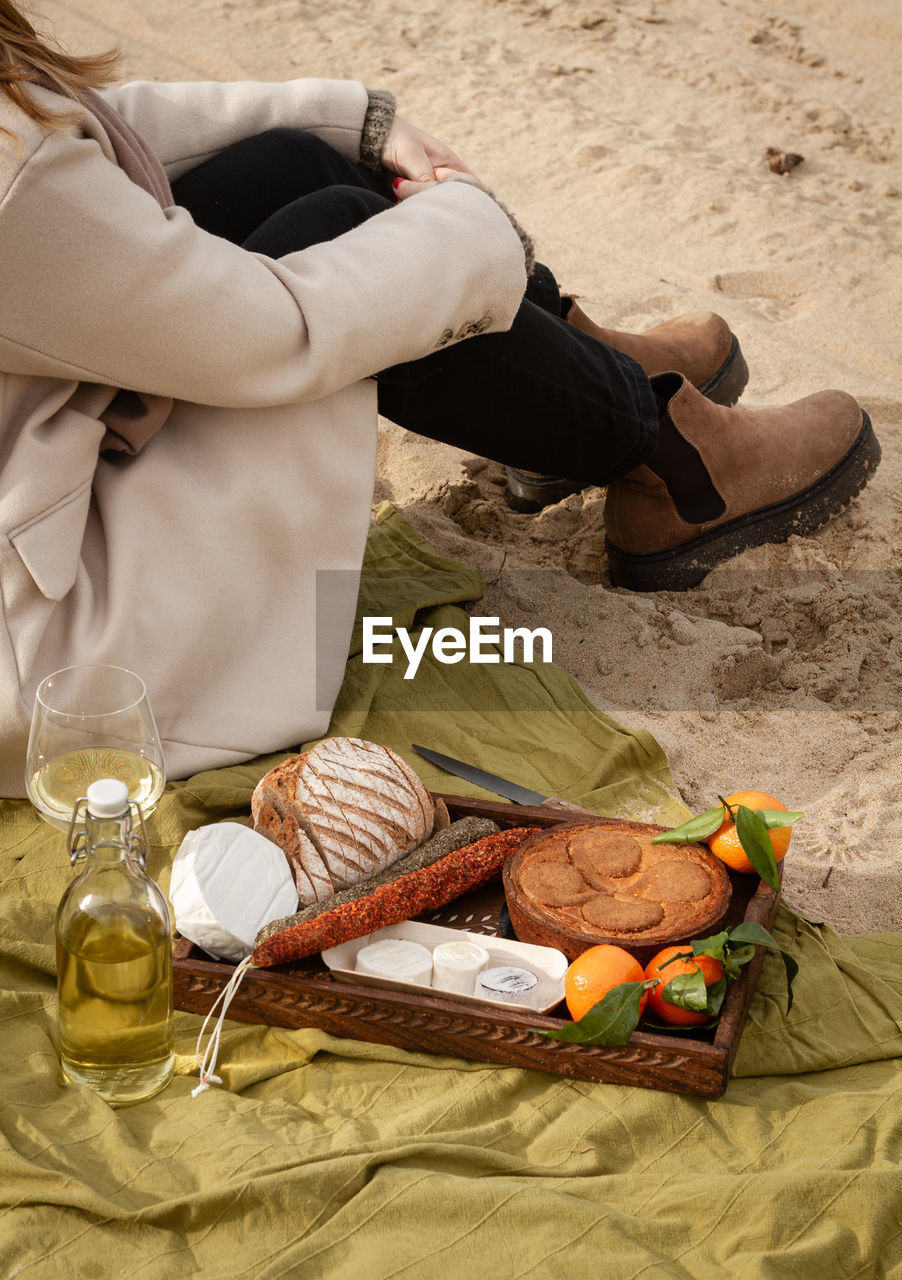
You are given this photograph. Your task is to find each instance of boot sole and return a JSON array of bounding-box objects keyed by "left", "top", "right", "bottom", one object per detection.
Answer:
[
  {"left": 606, "top": 410, "right": 880, "bottom": 592},
  {"left": 698, "top": 335, "right": 749, "bottom": 408},
  {"left": 506, "top": 334, "right": 749, "bottom": 513}
]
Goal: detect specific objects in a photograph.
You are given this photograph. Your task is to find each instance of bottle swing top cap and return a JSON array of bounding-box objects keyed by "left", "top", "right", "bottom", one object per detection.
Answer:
[{"left": 86, "top": 778, "right": 130, "bottom": 819}]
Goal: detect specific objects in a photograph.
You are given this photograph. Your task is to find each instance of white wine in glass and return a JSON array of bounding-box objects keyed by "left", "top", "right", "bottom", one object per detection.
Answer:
[{"left": 26, "top": 665, "right": 166, "bottom": 830}]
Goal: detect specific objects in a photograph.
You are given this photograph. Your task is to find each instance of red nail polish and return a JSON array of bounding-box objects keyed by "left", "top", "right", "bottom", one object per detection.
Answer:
[{"left": 392, "top": 176, "right": 404, "bottom": 189}]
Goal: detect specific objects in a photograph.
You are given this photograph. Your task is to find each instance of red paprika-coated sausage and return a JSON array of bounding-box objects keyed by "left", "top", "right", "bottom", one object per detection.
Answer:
[{"left": 251, "top": 827, "right": 540, "bottom": 968}]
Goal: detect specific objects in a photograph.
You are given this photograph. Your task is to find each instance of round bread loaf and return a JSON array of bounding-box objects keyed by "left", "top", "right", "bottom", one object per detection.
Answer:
[
  {"left": 252, "top": 737, "right": 434, "bottom": 905},
  {"left": 503, "top": 819, "right": 732, "bottom": 963}
]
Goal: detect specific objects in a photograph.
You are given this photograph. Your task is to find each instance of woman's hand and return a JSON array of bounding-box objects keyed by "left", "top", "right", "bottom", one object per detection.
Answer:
[
  {"left": 381, "top": 116, "right": 481, "bottom": 188},
  {"left": 392, "top": 168, "right": 485, "bottom": 201}
]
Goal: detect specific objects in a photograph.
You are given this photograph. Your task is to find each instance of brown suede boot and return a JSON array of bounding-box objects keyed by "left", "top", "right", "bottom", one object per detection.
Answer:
[
  {"left": 604, "top": 375, "right": 881, "bottom": 591},
  {"left": 566, "top": 300, "right": 749, "bottom": 407},
  {"left": 506, "top": 301, "right": 749, "bottom": 512}
]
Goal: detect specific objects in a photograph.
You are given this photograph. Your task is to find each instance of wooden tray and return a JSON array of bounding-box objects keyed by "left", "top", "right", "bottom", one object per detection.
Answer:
[{"left": 173, "top": 795, "right": 781, "bottom": 1098}]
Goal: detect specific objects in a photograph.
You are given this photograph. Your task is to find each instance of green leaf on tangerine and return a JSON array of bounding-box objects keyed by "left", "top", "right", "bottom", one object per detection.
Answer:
[
  {"left": 536, "top": 980, "right": 652, "bottom": 1046},
  {"left": 690, "top": 930, "right": 731, "bottom": 964},
  {"left": 735, "top": 805, "right": 781, "bottom": 890},
  {"left": 726, "top": 921, "right": 798, "bottom": 1012},
  {"left": 650, "top": 805, "right": 725, "bottom": 845},
  {"left": 662, "top": 968, "right": 709, "bottom": 1012},
  {"left": 727, "top": 922, "right": 781, "bottom": 947},
  {"left": 757, "top": 809, "right": 803, "bottom": 830},
  {"left": 705, "top": 977, "right": 728, "bottom": 1019},
  {"left": 721, "top": 944, "right": 756, "bottom": 981},
  {"left": 662, "top": 970, "right": 727, "bottom": 1021}
]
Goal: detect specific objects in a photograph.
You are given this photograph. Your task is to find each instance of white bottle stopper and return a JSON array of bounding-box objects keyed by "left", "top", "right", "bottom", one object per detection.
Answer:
[
  {"left": 86, "top": 778, "right": 130, "bottom": 819},
  {"left": 432, "top": 939, "right": 490, "bottom": 995}
]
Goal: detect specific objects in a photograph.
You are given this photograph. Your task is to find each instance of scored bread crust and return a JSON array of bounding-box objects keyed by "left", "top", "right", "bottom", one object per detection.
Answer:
[
  {"left": 251, "top": 796, "right": 331, "bottom": 903},
  {"left": 251, "top": 738, "right": 435, "bottom": 904}
]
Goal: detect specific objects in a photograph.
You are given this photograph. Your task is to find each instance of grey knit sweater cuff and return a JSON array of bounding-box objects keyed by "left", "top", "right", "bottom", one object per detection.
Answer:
[
  {"left": 360, "top": 89, "right": 396, "bottom": 171},
  {"left": 490, "top": 193, "right": 536, "bottom": 278}
]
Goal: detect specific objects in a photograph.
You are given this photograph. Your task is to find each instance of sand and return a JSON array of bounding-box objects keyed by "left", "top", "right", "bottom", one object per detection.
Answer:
[{"left": 41, "top": 0, "right": 902, "bottom": 933}]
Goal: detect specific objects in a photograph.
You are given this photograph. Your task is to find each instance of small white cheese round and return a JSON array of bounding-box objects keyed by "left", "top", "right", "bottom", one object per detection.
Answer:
[
  {"left": 356, "top": 938, "right": 433, "bottom": 986},
  {"left": 170, "top": 822, "right": 298, "bottom": 962},
  {"left": 431, "top": 939, "right": 490, "bottom": 995},
  {"left": 475, "top": 965, "right": 538, "bottom": 1003}
]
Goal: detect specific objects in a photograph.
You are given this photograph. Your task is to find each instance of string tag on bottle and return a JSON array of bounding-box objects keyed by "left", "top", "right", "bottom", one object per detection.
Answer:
[{"left": 192, "top": 955, "right": 255, "bottom": 1097}]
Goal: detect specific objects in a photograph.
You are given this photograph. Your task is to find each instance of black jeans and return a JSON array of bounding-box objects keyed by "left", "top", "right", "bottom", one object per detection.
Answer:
[{"left": 171, "top": 128, "right": 657, "bottom": 483}]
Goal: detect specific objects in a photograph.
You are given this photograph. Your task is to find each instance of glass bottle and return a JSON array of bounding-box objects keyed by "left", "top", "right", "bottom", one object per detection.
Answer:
[{"left": 56, "top": 778, "right": 174, "bottom": 1105}]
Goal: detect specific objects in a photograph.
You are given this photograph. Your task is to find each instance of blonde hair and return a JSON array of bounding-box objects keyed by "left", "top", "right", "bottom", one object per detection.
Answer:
[{"left": 0, "top": 0, "right": 119, "bottom": 131}]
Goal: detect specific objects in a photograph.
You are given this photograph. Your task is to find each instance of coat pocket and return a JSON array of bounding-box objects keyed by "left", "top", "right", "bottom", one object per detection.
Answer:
[{"left": 8, "top": 480, "right": 92, "bottom": 601}]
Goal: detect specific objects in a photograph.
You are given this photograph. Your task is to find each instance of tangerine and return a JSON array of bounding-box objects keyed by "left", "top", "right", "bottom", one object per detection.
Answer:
[
  {"left": 644, "top": 946, "right": 725, "bottom": 1026},
  {"left": 564, "top": 944, "right": 648, "bottom": 1022},
  {"left": 707, "top": 790, "right": 791, "bottom": 875}
]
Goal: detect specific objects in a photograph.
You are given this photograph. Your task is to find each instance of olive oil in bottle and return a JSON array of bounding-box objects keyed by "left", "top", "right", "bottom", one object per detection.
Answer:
[{"left": 56, "top": 779, "right": 174, "bottom": 1105}]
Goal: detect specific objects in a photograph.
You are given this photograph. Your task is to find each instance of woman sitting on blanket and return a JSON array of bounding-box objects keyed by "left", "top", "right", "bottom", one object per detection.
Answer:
[{"left": 0, "top": 0, "right": 880, "bottom": 795}]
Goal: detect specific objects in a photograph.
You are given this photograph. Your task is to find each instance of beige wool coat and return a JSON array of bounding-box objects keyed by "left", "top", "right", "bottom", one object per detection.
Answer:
[{"left": 0, "top": 77, "right": 527, "bottom": 796}]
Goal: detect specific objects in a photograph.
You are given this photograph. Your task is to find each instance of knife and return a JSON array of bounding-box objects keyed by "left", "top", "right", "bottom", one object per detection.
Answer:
[{"left": 411, "top": 744, "right": 589, "bottom": 815}]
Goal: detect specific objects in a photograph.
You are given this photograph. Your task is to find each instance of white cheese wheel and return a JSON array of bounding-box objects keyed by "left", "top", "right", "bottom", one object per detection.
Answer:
[
  {"left": 170, "top": 822, "right": 299, "bottom": 962},
  {"left": 475, "top": 965, "right": 538, "bottom": 1003},
  {"left": 431, "top": 940, "right": 490, "bottom": 995},
  {"left": 355, "top": 938, "right": 434, "bottom": 986}
]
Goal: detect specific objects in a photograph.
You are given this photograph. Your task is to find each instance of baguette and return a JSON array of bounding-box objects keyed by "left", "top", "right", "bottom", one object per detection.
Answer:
[
  {"left": 251, "top": 826, "right": 541, "bottom": 968},
  {"left": 255, "top": 815, "right": 500, "bottom": 944}
]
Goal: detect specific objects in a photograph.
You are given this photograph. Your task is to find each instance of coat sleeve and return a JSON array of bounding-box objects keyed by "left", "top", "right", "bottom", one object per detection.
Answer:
[
  {"left": 0, "top": 128, "right": 527, "bottom": 408},
  {"left": 100, "top": 78, "right": 371, "bottom": 177}
]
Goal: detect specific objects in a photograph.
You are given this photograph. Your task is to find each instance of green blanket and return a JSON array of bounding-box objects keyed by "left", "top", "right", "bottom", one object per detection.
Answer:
[{"left": 2, "top": 505, "right": 900, "bottom": 1278}]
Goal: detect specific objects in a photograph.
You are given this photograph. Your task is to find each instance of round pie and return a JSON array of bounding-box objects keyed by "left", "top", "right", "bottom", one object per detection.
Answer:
[{"left": 502, "top": 819, "right": 732, "bottom": 963}]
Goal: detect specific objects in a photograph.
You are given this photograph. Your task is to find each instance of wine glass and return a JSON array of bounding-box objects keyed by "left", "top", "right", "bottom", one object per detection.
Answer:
[{"left": 25, "top": 665, "right": 166, "bottom": 831}]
